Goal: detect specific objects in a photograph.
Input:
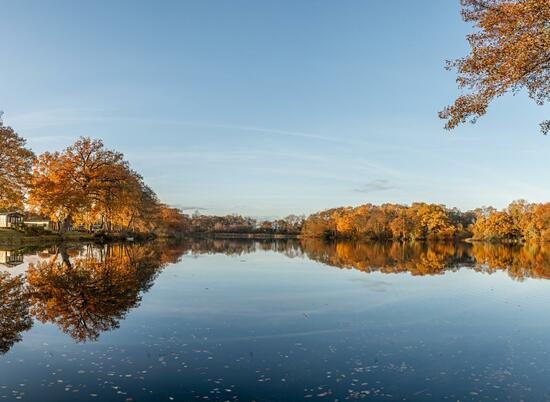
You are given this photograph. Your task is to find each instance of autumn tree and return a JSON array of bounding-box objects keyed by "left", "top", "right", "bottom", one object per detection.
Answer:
[
  {"left": 471, "top": 209, "right": 520, "bottom": 241},
  {"left": 300, "top": 209, "right": 338, "bottom": 239},
  {"left": 389, "top": 207, "right": 415, "bottom": 240},
  {"left": 532, "top": 203, "right": 550, "bottom": 241},
  {"left": 155, "top": 204, "right": 190, "bottom": 236},
  {"left": 411, "top": 203, "right": 456, "bottom": 240},
  {"left": 334, "top": 207, "right": 355, "bottom": 237},
  {"left": 272, "top": 215, "right": 304, "bottom": 234},
  {"left": 507, "top": 200, "right": 535, "bottom": 238},
  {"left": 0, "top": 126, "right": 35, "bottom": 210},
  {"left": 125, "top": 184, "right": 162, "bottom": 233},
  {"left": 28, "top": 137, "right": 154, "bottom": 233},
  {"left": 440, "top": 0, "right": 550, "bottom": 133}
]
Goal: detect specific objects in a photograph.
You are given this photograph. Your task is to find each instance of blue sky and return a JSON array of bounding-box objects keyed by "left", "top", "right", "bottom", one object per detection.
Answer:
[{"left": 1, "top": 0, "right": 549, "bottom": 217}]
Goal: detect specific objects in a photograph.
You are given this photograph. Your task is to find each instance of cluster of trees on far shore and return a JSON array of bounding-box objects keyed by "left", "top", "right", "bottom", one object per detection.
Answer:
[
  {"left": 301, "top": 203, "right": 474, "bottom": 241},
  {"left": 301, "top": 201, "right": 550, "bottom": 243},
  {"left": 471, "top": 200, "right": 550, "bottom": 242}
]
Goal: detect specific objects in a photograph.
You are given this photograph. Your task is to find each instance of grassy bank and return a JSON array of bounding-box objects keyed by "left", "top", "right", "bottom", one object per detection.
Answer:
[
  {"left": 0, "top": 229, "right": 151, "bottom": 247},
  {"left": 0, "top": 228, "right": 61, "bottom": 246}
]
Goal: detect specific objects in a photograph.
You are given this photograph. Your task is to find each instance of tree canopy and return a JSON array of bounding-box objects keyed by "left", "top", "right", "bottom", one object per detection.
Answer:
[
  {"left": 301, "top": 203, "right": 473, "bottom": 241},
  {"left": 28, "top": 137, "right": 164, "bottom": 233},
  {"left": 440, "top": 0, "right": 550, "bottom": 133},
  {"left": 0, "top": 126, "right": 35, "bottom": 209}
]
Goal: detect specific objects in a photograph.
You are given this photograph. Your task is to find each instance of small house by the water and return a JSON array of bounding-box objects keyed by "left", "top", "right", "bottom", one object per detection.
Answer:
[{"left": 0, "top": 212, "right": 24, "bottom": 228}]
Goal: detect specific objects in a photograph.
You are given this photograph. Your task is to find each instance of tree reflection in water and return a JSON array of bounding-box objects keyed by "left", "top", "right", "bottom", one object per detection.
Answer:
[
  {"left": 299, "top": 239, "right": 550, "bottom": 281},
  {"left": 0, "top": 272, "right": 32, "bottom": 354},
  {"left": 27, "top": 243, "right": 165, "bottom": 342},
  {"left": 2, "top": 239, "right": 550, "bottom": 355}
]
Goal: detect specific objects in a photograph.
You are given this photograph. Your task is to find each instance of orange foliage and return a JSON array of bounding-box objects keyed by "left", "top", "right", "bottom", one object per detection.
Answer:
[
  {"left": 440, "top": 0, "right": 550, "bottom": 133},
  {"left": 0, "top": 126, "right": 35, "bottom": 209}
]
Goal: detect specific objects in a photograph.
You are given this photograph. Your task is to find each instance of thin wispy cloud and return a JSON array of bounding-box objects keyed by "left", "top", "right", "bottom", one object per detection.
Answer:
[
  {"left": 14, "top": 110, "right": 347, "bottom": 144},
  {"left": 7, "top": 109, "right": 408, "bottom": 160},
  {"left": 128, "top": 149, "right": 326, "bottom": 163},
  {"left": 172, "top": 121, "right": 346, "bottom": 143},
  {"left": 112, "top": 117, "right": 350, "bottom": 144},
  {"left": 352, "top": 179, "right": 393, "bottom": 193},
  {"left": 8, "top": 109, "right": 356, "bottom": 146}
]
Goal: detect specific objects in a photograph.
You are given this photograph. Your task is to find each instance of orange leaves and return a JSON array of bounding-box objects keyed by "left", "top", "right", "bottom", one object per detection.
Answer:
[
  {"left": 302, "top": 203, "right": 463, "bottom": 241},
  {"left": 28, "top": 137, "right": 157, "bottom": 233},
  {"left": 441, "top": 0, "right": 550, "bottom": 133},
  {"left": 0, "top": 126, "right": 35, "bottom": 210},
  {"left": 470, "top": 200, "right": 550, "bottom": 241}
]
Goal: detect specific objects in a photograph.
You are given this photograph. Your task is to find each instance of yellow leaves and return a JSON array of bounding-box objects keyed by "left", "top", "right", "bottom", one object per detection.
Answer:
[{"left": 334, "top": 209, "right": 355, "bottom": 235}]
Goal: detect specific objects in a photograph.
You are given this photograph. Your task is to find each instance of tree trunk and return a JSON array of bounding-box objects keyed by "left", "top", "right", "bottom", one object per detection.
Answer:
[{"left": 60, "top": 216, "right": 72, "bottom": 234}]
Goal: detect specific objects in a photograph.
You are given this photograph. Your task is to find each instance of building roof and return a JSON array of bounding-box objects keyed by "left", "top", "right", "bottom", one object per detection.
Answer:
[{"left": 0, "top": 211, "right": 23, "bottom": 217}]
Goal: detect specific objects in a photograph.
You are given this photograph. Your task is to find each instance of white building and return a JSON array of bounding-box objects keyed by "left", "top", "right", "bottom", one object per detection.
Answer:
[
  {"left": 24, "top": 216, "right": 53, "bottom": 230},
  {"left": 0, "top": 212, "right": 24, "bottom": 228}
]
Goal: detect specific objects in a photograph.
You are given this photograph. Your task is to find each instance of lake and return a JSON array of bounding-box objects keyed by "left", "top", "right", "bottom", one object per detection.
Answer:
[{"left": 1, "top": 239, "right": 550, "bottom": 401}]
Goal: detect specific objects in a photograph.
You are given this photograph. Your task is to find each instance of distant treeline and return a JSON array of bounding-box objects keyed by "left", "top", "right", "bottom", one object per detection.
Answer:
[
  {"left": 163, "top": 213, "right": 304, "bottom": 236},
  {"left": 301, "top": 201, "right": 550, "bottom": 243}
]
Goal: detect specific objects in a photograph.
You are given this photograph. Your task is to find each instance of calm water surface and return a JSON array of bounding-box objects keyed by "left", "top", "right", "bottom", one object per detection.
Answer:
[{"left": 1, "top": 240, "right": 550, "bottom": 401}]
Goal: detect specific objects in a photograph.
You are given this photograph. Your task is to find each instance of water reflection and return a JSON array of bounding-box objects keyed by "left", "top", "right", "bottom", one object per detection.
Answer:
[
  {"left": 301, "top": 239, "right": 473, "bottom": 276},
  {"left": 0, "top": 242, "right": 180, "bottom": 353},
  {"left": 301, "top": 239, "right": 550, "bottom": 281},
  {"left": 0, "top": 272, "right": 32, "bottom": 354},
  {"left": 27, "top": 244, "right": 165, "bottom": 342},
  {"left": 179, "top": 237, "right": 304, "bottom": 257},
  {"left": 1, "top": 239, "right": 550, "bottom": 355},
  {"left": 179, "top": 238, "right": 550, "bottom": 281},
  {"left": 0, "top": 247, "right": 24, "bottom": 267}
]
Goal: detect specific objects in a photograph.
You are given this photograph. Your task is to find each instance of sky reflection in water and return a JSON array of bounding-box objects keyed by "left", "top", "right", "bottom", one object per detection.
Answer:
[{"left": 1, "top": 240, "right": 550, "bottom": 401}]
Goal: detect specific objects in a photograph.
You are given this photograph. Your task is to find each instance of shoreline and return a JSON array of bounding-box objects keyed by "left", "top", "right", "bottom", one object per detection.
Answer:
[
  {"left": 0, "top": 228, "right": 538, "bottom": 248},
  {"left": 0, "top": 229, "right": 152, "bottom": 248}
]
